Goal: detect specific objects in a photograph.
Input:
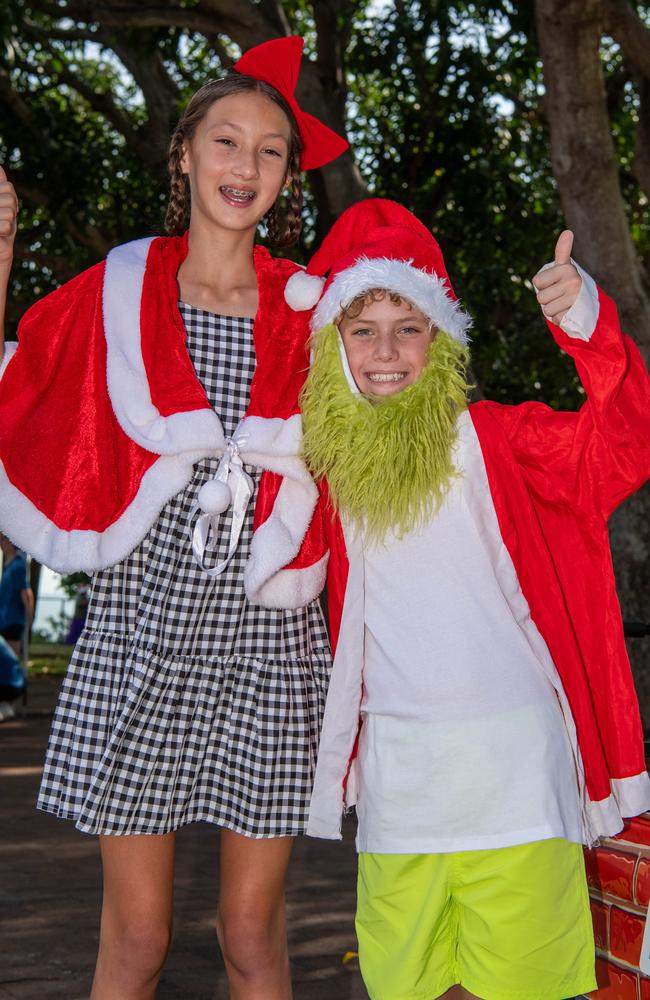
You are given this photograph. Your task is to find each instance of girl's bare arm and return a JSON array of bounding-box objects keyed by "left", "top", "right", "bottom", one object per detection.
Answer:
[{"left": 0, "top": 165, "right": 19, "bottom": 363}]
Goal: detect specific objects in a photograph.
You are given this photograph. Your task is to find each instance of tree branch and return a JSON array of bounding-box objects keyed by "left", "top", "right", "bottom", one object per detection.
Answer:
[
  {"left": 28, "top": 0, "right": 273, "bottom": 49},
  {"left": 600, "top": 0, "right": 650, "bottom": 79},
  {"left": 0, "top": 68, "right": 40, "bottom": 133},
  {"left": 101, "top": 31, "right": 180, "bottom": 149},
  {"left": 9, "top": 175, "right": 113, "bottom": 259},
  {"left": 23, "top": 21, "right": 101, "bottom": 43},
  {"left": 21, "top": 22, "right": 170, "bottom": 166}
]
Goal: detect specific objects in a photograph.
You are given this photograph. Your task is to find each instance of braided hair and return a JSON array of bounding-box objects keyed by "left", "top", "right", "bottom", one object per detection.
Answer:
[{"left": 165, "top": 74, "right": 303, "bottom": 247}]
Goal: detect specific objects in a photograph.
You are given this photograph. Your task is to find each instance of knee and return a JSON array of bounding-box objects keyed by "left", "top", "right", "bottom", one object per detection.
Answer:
[
  {"left": 216, "top": 903, "right": 284, "bottom": 976},
  {"left": 106, "top": 912, "right": 172, "bottom": 981}
]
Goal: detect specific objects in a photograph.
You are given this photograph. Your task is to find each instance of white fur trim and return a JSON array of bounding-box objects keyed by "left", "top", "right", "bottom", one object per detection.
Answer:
[
  {"left": 284, "top": 269, "right": 326, "bottom": 311},
  {"left": 235, "top": 414, "right": 313, "bottom": 481},
  {"left": 312, "top": 256, "right": 472, "bottom": 344},
  {"left": 247, "top": 555, "right": 329, "bottom": 610},
  {"left": 307, "top": 526, "right": 366, "bottom": 839},
  {"left": 0, "top": 340, "right": 18, "bottom": 381},
  {"left": 612, "top": 771, "right": 650, "bottom": 818},
  {"left": 103, "top": 238, "right": 224, "bottom": 456},
  {"left": 0, "top": 451, "right": 206, "bottom": 573},
  {"left": 236, "top": 413, "right": 302, "bottom": 458},
  {"left": 581, "top": 773, "right": 650, "bottom": 841},
  {"left": 244, "top": 473, "right": 324, "bottom": 608},
  {"left": 0, "top": 411, "right": 317, "bottom": 576}
]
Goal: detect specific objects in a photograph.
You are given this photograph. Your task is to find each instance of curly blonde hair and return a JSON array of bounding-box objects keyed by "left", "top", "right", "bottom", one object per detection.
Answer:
[{"left": 340, "top": 287, "right": 411, "bottom": 321}]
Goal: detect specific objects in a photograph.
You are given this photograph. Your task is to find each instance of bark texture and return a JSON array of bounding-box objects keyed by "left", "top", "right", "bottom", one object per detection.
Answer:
[{"left": 536, "top": 0, "right": 650, "bottom": 358}]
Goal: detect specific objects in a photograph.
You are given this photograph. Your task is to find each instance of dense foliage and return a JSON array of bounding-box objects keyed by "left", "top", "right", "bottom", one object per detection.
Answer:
[{"left": 0, "top": 0, "right": 648, "bottom": 410}]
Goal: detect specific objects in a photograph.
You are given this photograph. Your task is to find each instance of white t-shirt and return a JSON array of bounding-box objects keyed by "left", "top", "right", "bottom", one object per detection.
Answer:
[{"left": 355, "top": 412, "right": 584, "bottom": 854}]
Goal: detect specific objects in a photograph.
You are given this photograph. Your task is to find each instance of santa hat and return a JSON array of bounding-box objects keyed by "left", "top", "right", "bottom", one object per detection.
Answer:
[
  {"left": 233, "top": 37, "right": 349, "bottom": 171},
  {"left": 284, "top": 198, "right": 471, "bottom": 343}
]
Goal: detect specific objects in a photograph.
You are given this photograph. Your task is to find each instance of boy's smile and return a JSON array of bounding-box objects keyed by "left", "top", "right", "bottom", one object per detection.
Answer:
[{"left": 338, "top": 295, "right": 434, "bottom": 396}]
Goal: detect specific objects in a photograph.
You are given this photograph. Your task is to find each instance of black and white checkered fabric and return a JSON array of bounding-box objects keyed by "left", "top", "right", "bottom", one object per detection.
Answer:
[{"left": 37, "top": 306, "right": 331, "bottom": 837}]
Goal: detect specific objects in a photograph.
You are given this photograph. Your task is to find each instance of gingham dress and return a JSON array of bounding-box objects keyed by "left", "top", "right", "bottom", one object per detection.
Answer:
[{"left": 37, "top": 305, "right": 331, "bottom": 837}]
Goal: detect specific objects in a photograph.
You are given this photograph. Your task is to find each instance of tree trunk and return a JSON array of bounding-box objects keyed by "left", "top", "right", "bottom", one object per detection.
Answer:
[
  {"left": 536, "top": 0, "right": 650, "bottom": 725},
  {"left": 535, "top": 0, "right": 650, "bottom": 358}
]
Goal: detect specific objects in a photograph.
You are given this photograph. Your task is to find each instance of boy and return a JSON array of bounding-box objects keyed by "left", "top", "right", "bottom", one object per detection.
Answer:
[{"left": 284, "top": 198, "right": 650, "bottom": 999}]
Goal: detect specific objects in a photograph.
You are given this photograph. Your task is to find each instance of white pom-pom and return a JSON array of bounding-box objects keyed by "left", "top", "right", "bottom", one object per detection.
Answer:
[
  {"left": 284, "top": 270, "right": 326, "bottom": 311},
  {"left": 198, "top": 479, "right": 232, "bottom": 515}
]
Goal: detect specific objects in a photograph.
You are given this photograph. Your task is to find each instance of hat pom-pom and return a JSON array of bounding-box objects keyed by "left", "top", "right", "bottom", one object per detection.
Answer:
[{"left": 284, "top": 270, "right": 325, "bottom": 311}]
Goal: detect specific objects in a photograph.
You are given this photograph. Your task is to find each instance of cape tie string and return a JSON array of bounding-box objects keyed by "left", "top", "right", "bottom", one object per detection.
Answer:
[{"left": 189, "top": 438, "right": 254, "bottom": 578}]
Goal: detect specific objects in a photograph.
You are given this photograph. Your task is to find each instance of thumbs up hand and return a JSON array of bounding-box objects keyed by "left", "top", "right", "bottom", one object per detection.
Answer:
[
  {"left": 0, "top": 165, "right": 19, "bottom": 269},
  {"left": 532, "top": 231, "right": 582, "bottom": 326}
]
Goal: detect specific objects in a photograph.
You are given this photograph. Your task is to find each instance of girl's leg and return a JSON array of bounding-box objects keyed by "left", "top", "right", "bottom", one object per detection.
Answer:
[
  {"left": 91, "top": 832, "right": 176, "bottom": 1000},
  {"left": 217, "top": 829, "right": 294, "bottom": 1000}
]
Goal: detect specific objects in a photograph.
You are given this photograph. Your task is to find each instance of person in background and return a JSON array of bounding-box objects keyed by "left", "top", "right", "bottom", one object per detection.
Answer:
[
  {"left": 65, "top": 581, "right": 90, "bottom": 646},
  {"left": 0, "top": 533, "right": 33, "bottom": 658}
]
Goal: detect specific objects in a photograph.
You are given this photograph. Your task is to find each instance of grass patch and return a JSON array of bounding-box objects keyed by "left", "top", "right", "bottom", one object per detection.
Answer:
[{"left": 27, "top": 642, "right": 72, "bottom": 676}]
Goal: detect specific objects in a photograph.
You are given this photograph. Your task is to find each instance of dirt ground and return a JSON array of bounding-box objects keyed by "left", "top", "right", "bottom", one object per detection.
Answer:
[{"left": 0, "top": 675, "right": 367, "bottom": 999}]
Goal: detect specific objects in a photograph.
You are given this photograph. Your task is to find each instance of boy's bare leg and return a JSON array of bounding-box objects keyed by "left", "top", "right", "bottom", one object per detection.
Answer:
[
  {"left": 438, "top": 988, "right": 481, "bottom": 999},
  {"left": 217, "top": 829, "right": 294, "bottom": 1000}
]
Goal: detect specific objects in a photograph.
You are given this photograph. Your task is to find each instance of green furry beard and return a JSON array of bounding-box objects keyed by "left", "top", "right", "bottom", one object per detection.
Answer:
[{"left": 300, "top": 324, "right": 471, "bottom": 542}]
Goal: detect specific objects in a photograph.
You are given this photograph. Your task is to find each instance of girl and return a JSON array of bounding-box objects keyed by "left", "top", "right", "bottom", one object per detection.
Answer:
[{"left": 0, "top": 37, "right": 346, "bottom": 1000}]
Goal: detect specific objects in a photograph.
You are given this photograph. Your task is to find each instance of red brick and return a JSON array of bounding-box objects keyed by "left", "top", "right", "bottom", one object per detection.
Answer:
[
  {"left": 591, "top": 898, "right": 610, "bottom": 951},
  {"left": 586, "top": 847, "right": 600, "bottom": 884},
  {"left": 614, "top": 815, "right": 650, "bottom": 847},
  {"left": 587, "top": 847, "right": 637, "bottom": 901},
  {"left": 589, "top": 957, "right": 638, "bottom": 1000},
  {"left": 610, "top": 906, "right": 645, "bottom": 966},
  {"left": 636, "top": 859, "right": 650, "bottom": 908}
]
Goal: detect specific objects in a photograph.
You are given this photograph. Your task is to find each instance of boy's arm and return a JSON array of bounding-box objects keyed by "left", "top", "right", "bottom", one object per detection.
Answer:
[
  {"left": 0, "top": 166, "right": 19, "bottom": 369},
  {"left": 488, "top": 236, "right": 650, "bottom": 521}
]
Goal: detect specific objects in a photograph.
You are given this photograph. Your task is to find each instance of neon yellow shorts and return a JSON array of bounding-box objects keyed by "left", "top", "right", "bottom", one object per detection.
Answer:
[{"left": 356, "top": 838, "right": 596, "bottom": 1000}]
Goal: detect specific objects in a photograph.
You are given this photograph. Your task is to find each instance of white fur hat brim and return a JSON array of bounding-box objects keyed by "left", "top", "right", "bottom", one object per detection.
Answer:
[{"left": 310, "top": 256, "right": 472, "bottom": 344}]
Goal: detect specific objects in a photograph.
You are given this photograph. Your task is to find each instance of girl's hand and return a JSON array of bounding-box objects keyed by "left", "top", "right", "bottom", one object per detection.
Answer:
[
  {"left": 532, "top": 230, "right": 581, "bottom": 326},
  {"left": 0, "top": 166, "right": 19, "bottom": 270}
]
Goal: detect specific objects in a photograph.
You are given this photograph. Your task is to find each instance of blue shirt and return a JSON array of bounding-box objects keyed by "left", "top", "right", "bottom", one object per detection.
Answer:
[{"left": 0, "top": 553, "right": 29, "bottom": 629}]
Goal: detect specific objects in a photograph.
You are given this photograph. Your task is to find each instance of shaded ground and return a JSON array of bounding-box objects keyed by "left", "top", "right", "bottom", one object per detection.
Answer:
[{"left": 0, "top": 676, "right": 367, "bottom": 999}]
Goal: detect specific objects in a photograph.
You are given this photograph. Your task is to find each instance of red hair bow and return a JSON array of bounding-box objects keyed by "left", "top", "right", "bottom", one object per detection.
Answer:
[{"left": 234, "top": 36, "right": 349, "bottom": 171}]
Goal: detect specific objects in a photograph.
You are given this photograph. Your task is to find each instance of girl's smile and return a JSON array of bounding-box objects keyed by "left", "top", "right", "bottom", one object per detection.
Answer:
[{"left": 219, "top": 185, "right": 257, "bottom": 207}]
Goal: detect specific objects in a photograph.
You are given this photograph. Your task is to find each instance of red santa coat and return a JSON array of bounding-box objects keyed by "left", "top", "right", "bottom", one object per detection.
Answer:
[
  {"left": 0, "top": 233, "right": 328, "bottom": 608},
  {"left": 306, "top": 286, "right": 650, "bottom": 843}
]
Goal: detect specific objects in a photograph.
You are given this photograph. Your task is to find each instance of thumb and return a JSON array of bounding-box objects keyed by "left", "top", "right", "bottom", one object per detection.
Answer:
[
  {"left": 554, "top": 229, "right": 574, "bottom": 265},
  {"left": 0, "top": 165, "right": 6, "bottom": 184}
]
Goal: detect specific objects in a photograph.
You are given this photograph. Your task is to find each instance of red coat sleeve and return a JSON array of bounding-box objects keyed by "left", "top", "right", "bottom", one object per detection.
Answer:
[{"left": 480, "top": 288, "right": 650, "bottom": 521}]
